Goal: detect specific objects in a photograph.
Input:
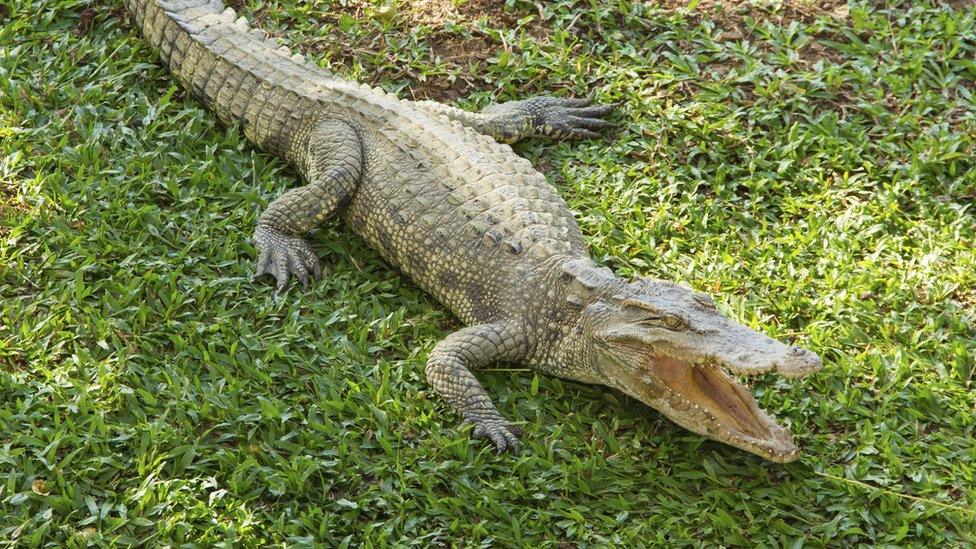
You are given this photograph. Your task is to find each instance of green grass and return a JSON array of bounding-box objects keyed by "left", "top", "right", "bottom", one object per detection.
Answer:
[{"left": 1, "top": 0, "right": 975, "bottom": 545}]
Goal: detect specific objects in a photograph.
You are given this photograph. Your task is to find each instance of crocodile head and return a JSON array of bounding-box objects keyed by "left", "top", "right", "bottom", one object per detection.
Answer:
[{"left": 573, "top": 275, "right": 821, "bottom": 462}]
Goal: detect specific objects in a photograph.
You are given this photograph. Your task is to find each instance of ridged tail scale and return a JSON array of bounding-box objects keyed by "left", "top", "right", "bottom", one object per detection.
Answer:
[{"left": 125, "top": 0, "right": 320, "bottom": 157}]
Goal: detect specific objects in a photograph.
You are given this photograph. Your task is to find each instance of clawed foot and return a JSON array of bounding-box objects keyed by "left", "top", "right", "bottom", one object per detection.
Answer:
[
  {"left": 464, "top": 417, "right": 522, "bottom": 454},
  {"left": 252, "top": 224, "right": 322, "bottom": 293},
  {"left": 527, "top": 92, "right": 618, "bottom": 140}
]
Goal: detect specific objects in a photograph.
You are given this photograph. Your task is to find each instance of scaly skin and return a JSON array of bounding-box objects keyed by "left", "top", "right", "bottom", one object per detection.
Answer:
[{"left": 126, "top": 0, "right": 823, "bottom": 462}]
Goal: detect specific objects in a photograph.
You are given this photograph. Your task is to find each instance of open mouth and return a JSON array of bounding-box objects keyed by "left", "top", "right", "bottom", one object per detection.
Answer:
[{"left": 646, "top": 356, "right": 800, "bottom": 462}]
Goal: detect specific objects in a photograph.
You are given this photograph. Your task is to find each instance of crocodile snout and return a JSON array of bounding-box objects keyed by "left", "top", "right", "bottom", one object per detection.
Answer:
[{"left": 781, "top": 346, "right": 823, "bottom": 378}]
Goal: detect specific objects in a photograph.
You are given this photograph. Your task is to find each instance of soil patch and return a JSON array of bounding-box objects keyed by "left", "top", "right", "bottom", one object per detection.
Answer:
[
  {"left": 224, "top": 0, "right": 864, "bottom": 97},
  {"left": 323, "top": 0, "right": 548, "bottom": 100},
  {"left": 653, "top": 0, "right": 850, "bottom": 65},
  {"left": 225, "top": 0, "right": 547, "bottom": 101},
  {"left": 945, "top": 0, "right": 976, "bottom": 9},
  {"left": 652, "top": 0, "right": 850, "bottom": 31}
]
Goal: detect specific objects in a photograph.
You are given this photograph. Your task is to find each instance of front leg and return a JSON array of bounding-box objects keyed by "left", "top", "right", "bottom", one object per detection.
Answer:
[
  {"left": 253, "top": 118, "right": 362, "bottom": 293},
  {"left": 413, "top": 93, "right": 616, "bottom": 143},
  {"left": 426, "top": 323, "right": 531, "bottom": 453}
]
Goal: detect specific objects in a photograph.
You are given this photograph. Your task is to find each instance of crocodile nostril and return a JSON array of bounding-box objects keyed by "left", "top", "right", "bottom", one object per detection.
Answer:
[{"left": 787, "top": 346, "right": 823, "bottom": 371}]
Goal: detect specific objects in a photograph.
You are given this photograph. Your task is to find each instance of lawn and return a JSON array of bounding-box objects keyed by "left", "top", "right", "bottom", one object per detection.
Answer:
[{"left": 1, "top": 0, "right": 975, "bottom": 545}]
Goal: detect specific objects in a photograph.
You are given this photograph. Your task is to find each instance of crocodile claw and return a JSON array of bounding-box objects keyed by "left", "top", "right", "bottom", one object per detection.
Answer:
[
  {"left": 252, "top": 224, "right": 322, "bottom": 293},
  {"left": 533, "top": 93, "right": 619, "bottom": 140},
  {"left": 466, "top": 418, "right": 522, "bottom": 453}
]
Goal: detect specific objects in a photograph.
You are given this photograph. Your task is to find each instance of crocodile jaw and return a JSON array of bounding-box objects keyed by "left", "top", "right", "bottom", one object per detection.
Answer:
[{"left": 638, "top": 356, "right": 800, "bottom": 462}]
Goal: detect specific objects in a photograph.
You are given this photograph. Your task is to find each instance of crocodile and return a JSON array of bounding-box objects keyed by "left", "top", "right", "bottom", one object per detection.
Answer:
[{"left": 125, "top": 0, "right": 823, "bottom": 462}]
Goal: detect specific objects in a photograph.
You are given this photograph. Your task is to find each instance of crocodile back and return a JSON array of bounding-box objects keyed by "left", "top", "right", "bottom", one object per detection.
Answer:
[
  {"left": 341, "top": 102, "right": 589, "bottom": 323},
  {"left": 127, "top": 0, "right": 589, "bottom": 325}
]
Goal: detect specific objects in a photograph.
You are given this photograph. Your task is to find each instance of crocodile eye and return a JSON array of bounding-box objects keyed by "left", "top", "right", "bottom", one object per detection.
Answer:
[{"left": 663, "top": 315, "right": 685, "bottom": 330}]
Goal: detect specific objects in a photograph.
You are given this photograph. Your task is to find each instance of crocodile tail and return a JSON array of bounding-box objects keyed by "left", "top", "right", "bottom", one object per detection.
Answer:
[
  {"left": 125, "top": 0, "right": 224, "bottom": 69},
  {"left": 125, "top": 0, "right": 328, "bottom": 157}
]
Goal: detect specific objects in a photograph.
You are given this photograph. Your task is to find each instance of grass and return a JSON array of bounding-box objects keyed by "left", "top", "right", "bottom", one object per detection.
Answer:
[{"left": 1, "top": 0, "right": 975, "bottom": 545}]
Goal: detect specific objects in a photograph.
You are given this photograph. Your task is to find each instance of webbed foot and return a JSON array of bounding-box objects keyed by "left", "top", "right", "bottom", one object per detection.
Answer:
[{"left": 252, "top": 224, "right": 322, "bottom": 293}]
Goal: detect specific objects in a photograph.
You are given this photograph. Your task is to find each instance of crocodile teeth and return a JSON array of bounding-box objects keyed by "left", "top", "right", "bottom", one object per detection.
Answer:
[
  {"left": 722, "top": 362, "right": 775, "bottom": 377},
  {"left": 234, "top": 16, "right": 249, "bottom": 30}
]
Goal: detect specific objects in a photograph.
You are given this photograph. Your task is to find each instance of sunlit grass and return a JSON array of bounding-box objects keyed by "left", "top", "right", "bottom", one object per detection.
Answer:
[{"left": 1, "top": 0, "right": 974, "bottom": 544}]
